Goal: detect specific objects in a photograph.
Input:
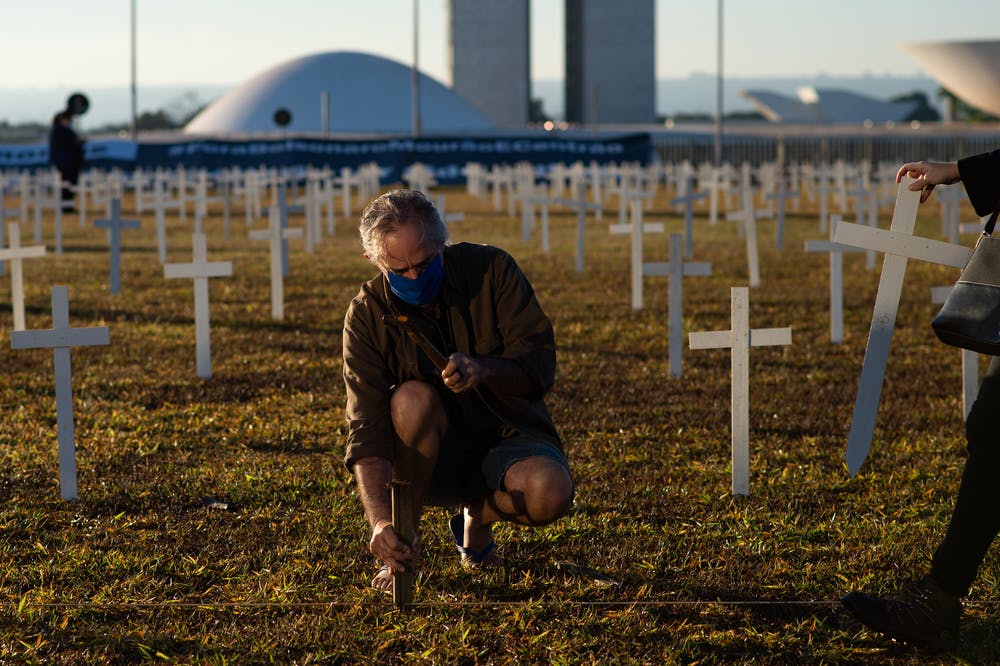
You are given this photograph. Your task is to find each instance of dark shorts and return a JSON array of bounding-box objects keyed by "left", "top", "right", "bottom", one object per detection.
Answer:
[{"left": 425, "top": 430, "right": 569, "bottom": 507}]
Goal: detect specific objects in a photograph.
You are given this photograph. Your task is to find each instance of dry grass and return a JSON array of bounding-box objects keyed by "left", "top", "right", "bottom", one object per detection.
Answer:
[{"left": 0, "top": 181, "right": 996, "bottom": 663}]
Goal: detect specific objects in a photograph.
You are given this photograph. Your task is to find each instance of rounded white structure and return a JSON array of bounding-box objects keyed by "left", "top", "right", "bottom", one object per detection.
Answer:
[
  {"left": 899, "top": 40, "right": 1000, "bottom": 118},
  {"left": 184, "top": 51, "right": 494, "bottom": 135}
]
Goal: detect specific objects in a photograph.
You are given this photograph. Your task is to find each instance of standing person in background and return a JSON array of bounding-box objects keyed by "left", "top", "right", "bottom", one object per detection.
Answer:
[
  {"left": 842, "top": 151, "right": 1000, "bottom": 652},
  {"left": 48, "top": 111, "right": 84, "bottom": 213}
]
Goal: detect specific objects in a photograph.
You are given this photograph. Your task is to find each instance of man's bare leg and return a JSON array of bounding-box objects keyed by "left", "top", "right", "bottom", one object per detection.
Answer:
[
  {"left": 372, "top": 381, "right": 447, "bottom": 590},
  {"left": 459, "top": 456, "right": 574, "bottom": 566}
]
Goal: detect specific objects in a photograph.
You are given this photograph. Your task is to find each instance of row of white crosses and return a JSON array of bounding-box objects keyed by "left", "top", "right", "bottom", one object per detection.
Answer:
[
  {"left": 9, "top": 228, "right": 233, "bottom": 500},
  {"left": 646, "top": 176, "right": 976, "bottom": 493}
]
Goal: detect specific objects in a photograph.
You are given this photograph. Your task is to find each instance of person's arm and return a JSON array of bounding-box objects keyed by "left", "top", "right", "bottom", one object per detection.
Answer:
[
  {"left": 897, "top": 151, "right": 1000, "bottom": 216},
  {"left": 441, "top": 352, "right": 532, "bottom": 394},
  {"left": 342, "top": 295, "right": 415, "bottom": 572},
  {"left": 354, "top": 456, "right": 413, "bottom": 573},
  {"left": 896, "top": 160, "right": 960, "bottom": 203},
  {"left": 441, "top": 250, "right": 555, "bottom": 397}
]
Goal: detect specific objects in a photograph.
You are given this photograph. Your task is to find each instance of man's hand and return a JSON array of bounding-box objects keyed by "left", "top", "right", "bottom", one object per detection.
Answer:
[
  {"left": 369, "top": 519, "right": 417, "bottom": 573},
  {"left": 896, "top": 160, "right": 961, "bottom": 204},
  {"left": 442, "top": 353, "right": 486, "bottom": 393}
]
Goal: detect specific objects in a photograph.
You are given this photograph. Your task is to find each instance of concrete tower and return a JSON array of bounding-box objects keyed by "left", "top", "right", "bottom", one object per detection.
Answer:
[
  {"left": 565, "top": 0, "right": 655, "bottom": 125},
  {"left": 449, "top": 0, "right": 531, "bottom": 129}
]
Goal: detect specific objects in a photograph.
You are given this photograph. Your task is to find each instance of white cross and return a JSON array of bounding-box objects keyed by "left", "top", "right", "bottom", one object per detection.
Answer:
[
  {"left": 959, "top": 214, "right": 991, "bottom": 236},
  {"left": 149, "top": 174, "right": 181, "bottom": 264},
  {"left": 644, "top": 233, "right": 712, "bottom": 377},
  {"left": 556, "top": 187, "right": 603, "bottom": 273},
  {"left": 301, "top": 168, "right": 336, "bottom": 252},
  {"left": 614, "top": 185, "right": 655, "bottom": 228},
  {"left": 261, "top": 184, "right": 303, "bottom": 277},
  {"left": 0, "top": 197, "right": 20, "bottom": 278},
  {"left": 846, "top": 177, "right": 879, "bottom": 270},
  {"left": 94, "top": 198, "right": 140, "bottom": 295},
  {"left": 931, "top": 285, "right": 979, "bottom": 419},
  {"left": 833, "top": 177, "right": 972, "bottom": 476},
  {"left": 670, "top": 176, "right": 707, "bottom": 258},
  {"left": 0, "top": 223, "right": 47, "bottom": 331},
  {"left": 17, "top": 171, "right": 31, "bottom": 225},
  {"left": 813, "top": 174, "right": 837, "bottom": 233},
  {"left": 698, "top": 165, "right": 728, "bottom": 225},
  {"left": 249, "top": 205, "right": 304, "bottom": 320},
  {"left": 726, "top": 194, "right": 770, "bottom": 288},
  {"left": 192, "top": 169, "right": 223, "bottom": 235},
  {"left": 403, "top": 163, "right": 437, "bottom": 193},
  {"left": 485, "top": 165, "right": 512, "bottom": 212},
  {"left": 519, "top": 190, "right": 560, "bottom": 252},
  {"left": 765, "top": 177, "right": 800, "bottom": 250},
  {"left": 175, "top": 167, "right": 190, "bottom": 223},
  {"left": 435, "top": 195, "right": 465, "bottom": 227},
  {"left": 339, "top": 167, "right": 364, "bottom": 220},
  {"left": 610, "top": 198, "right": 665, "bottom": 310},
  {"left": 689, "top": 286, "right": 792, "bottom": 495},
  {"left": 33, "top": 172, "right": 62, "bottom": 247},
  {"left": 10, "top": 286, "right": 110, "bottom": 500},
  {"left": 465, "top": 162, "right": 486, "bottom": 198},
  {"left": 937, "top": 184, "right": 965, "bottom": 244},
  {"left": 164, "top": 233, "right": 233, "bottom": 379},
  {"left": 804, "top": 215, "right": 864, "bottom": 344}
]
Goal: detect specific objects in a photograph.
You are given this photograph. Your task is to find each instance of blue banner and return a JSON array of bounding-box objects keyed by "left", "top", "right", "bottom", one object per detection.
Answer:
[
  {"left": 1, "top": 134, "right": 651, "bottom": 183},
  {"left": 0, "top": 139, "right": 138, "bottom": 170}
]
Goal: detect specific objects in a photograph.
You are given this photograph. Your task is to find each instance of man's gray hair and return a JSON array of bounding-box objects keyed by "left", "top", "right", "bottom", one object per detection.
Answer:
[{"left": 359, "top": 189, "right": 449, "bottom": 265}]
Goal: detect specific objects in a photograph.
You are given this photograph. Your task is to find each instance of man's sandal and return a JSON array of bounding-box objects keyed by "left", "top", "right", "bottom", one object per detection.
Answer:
[{"left": 449, "top": 514, "right": 503, "bottom": 569}]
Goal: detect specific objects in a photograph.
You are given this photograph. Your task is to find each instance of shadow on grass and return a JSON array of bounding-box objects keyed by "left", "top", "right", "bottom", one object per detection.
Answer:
[{"left": 92, "top": 370, "right": 333, "bottom": 408}]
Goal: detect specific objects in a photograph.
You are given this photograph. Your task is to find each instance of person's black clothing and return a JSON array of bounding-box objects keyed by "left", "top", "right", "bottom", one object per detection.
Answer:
[
  {"left": 931, "top": 355, "right": 1000, "bottom": 597},
  {"left": 927, "top": 150, "right": 1000, "bottom": 597},
  {"left": 48, "top": 119, "right": 84, "bottom": 208}
]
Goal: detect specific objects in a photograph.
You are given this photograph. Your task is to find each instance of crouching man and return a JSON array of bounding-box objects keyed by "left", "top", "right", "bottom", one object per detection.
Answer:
[{"left": 342, "top": 189, "right": 574, "bottom": 590}]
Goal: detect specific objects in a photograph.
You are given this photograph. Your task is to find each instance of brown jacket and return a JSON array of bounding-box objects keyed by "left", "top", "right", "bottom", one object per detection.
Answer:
[{"left": 342, "top": 242, "right": 562, "bottom": 472}]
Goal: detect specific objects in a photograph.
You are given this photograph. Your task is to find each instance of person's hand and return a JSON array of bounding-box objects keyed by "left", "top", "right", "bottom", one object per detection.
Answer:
[
  {"left": 442, "top": 353, "right": 484, "bottom": 393},
  {"left": 369, "top": 520, "right": 416, "bottom": 573},
  {"left": 896, "top": 160, "right": 961, "bottom": 203}
]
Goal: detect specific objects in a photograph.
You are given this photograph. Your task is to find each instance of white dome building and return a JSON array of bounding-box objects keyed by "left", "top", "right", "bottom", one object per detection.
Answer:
[
  {"left": 184, "top": 51, "right": 495, "bottom": 135},
  {"left": 899, "top": 40, "right": 1000, "bottom": 118}
]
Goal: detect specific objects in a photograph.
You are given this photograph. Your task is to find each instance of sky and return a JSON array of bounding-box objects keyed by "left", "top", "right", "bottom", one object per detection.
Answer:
[{"left": 3, "top": 0, "right": 999, "bottom": 90}]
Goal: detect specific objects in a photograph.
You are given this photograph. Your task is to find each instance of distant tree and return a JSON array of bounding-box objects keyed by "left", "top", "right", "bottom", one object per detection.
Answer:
[
  {"left": 724, "top": 110, "right": 766, "bottom": 122},
  {"left": 936, "top": 88, "right": 998, "bottom": 122},
  {"left": 166, "top": 90, "right": 209, "bottom": 126},
  {"left": 669, "top": 112, "right": 713, "bottom": 123},
  {"left": 890, "top": 91, "right": 941, "bottom": 122},
  {"left": 0, "top": 120, "right": 47, "bottom": 142},
  {"left": 661, "top": 111, "right": 765, "bottom": 124},
  {"left": 529, "top": 97, "right": 551, "bottom": 123},
  {"left": 135, "top": 110, "right": 179, "bottom": 131}
]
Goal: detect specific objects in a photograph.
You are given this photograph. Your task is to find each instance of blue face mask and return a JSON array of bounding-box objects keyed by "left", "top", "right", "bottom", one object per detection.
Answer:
[{"left": 387, "top": 252, "right": 444, "bottom": 306}]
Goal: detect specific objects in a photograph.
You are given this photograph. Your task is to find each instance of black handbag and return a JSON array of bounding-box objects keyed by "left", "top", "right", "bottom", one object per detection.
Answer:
[{"left": 931, "top": 208, "right": 1000, "bottom": 355}]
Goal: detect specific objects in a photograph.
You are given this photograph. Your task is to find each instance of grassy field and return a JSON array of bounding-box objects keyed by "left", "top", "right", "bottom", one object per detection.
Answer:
[{"left": 0, "top": 179, "right": 997, "bottom": 664}]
